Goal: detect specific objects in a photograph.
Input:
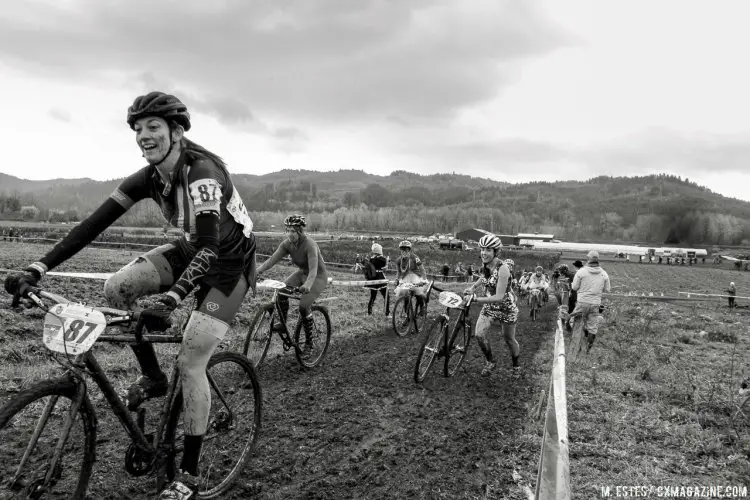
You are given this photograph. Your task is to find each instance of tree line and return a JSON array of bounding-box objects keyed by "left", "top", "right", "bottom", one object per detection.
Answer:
[{"left": 2, "top": 173, "right": 750, "bottom": 246}]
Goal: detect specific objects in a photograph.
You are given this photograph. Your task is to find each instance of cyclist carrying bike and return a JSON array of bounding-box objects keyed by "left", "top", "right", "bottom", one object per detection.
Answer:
[
  {"left": 255, "top": 214, "right": 328, "bottom": 354},
  {"left": 394, "top": 240, "right": 427, "bottom": 315},
  {"left": 4, "top": 91, "right": 257, "bottom": 499},
  {"left": 464, "top": 234, "right": 520, "bottom": 377}
]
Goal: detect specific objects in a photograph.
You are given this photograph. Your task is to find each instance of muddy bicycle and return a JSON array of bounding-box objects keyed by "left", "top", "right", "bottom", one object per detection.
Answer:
[
  {"left": 528, "top": 288, "right": 545, "bottom": 321},
  {"left": 0, "top": 284, "right": 261, "bottom": 499},
  {"left": 414, "top": 289, "right": 475, "bottom": 383},
  {"left": 243, "top": 279, "right": 332, "bottom": 370},
  {"left": 391, "top": 280, "right": 434, "bottom": 337}
]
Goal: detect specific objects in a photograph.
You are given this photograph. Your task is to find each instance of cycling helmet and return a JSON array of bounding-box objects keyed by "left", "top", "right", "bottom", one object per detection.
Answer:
[
  {"left": 283, "top": 214, "right": 306, "bottom": 227},
  {"left": 535, "top": 265, "right": 543, "bottom": 272},
  {"left": 478, "top": 234, "right": 502, "bottom": 250},
  {"left": 127, "top": 91, "right": 191, "bottom": 131},
  {"left": 504, "top": 259, "right": 515, "bottom": 267},
  {"left": 398, "top": 240, "right": 412, "bottom": 250}
]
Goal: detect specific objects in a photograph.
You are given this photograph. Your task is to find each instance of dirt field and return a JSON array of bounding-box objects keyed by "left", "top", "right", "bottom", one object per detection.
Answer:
[{"left": 1, "top": 242, "right": 749, "bottom": 499}]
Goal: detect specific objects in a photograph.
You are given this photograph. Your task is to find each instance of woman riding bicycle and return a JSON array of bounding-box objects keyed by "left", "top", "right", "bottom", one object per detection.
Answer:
[
  {"left": 394, "top": 240, "right": 427, "bottom": 315},
  {"left": 4, "top": 91, "right": 257, "bottom": 499},
  {"left": 255, "top": 214, "right": 328, "bottom": 355},
  {"left": 464, "top": 234, "right": 520, "bottom": 377},
  {"left": 526, "top": 265, "right": 550, "bottom": 308}
]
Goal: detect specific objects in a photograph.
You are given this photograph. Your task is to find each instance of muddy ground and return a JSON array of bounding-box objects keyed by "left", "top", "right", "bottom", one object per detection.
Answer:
[{"left": 0, "top": 243, "right": 553, "bottom": 499}]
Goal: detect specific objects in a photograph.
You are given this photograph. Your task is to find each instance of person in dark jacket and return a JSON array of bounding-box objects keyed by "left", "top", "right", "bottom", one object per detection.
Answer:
[{"left": 365, "top": 243, "right": 390, "bottom": 316}]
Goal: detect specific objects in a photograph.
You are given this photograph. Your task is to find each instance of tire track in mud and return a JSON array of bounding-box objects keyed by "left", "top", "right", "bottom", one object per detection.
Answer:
[{"left": 233, "top": 308, "right": 555, "bottom": 499}]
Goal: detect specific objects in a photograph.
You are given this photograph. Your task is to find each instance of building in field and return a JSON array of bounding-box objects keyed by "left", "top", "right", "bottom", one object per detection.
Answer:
[{"left": 455, "top": 228, "right": 516, "bottom": 246}]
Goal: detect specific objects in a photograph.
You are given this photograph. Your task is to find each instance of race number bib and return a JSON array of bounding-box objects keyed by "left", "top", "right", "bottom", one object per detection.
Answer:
[
  {"left": 226, "top": 189, "right": 254, "bottom": 237},
  {"left": 43, "top": 304, "right": 107, "bottom": 355},
  {"left": 189, "top": 178, "right": 223, "bottom": 215},
  {"left": 438, "top": 291, "right": 463, "bottom": 309}
]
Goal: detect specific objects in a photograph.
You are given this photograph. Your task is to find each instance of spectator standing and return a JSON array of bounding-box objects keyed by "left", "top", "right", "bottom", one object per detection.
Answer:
[
  {"left": 727, "top": 282, "right": 737, "bottom": 309},
  {"left": 441, "top": 262, "right": 451, "bottom": 279},
  {"left": 353, "top": 253, "right": 364, "bottom": 273},
  {"left": 571, "top": 251, "right": 611, "bottom": 352},
  {"left": 364, "top": 243, "right": 389, "bottom": 316},
  {"left": 465, "top": 263, "right": 474, "bottom": 282}
]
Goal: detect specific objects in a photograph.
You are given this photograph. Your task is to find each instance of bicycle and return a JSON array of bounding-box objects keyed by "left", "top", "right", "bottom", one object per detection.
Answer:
[
  {"left": 391, "top": 280, "right": 434, "bottom": 337},
  {"left": 0, "top": 284, "right": 261, "bottom": 499},
  {"left": 414, "top": 288, "right": 475, "bottom": 383},
  {"left": 243, "top": 279, "right": 332, "bottom": 370},
  {"left": 528, "top": 288, "right": 544, "bottom": 321}
]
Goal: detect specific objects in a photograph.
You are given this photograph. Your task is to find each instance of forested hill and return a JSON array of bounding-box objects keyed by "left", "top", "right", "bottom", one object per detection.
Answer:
[{"left": 1, "top": 170, "right": 749, "bottom": 245}]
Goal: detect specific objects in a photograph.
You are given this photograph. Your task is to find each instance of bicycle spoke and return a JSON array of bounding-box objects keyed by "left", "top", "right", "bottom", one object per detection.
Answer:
[{"left": 0, "top": 382, "right": 95, "bottom": 498}]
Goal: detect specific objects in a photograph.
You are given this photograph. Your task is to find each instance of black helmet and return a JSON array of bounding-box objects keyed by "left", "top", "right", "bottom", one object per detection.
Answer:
[
  {"left": 127, "top": 91, "right": 191, "bottom": 131},
  {"left": 283, "top": 214, "right": 306, "bottom": 227}
]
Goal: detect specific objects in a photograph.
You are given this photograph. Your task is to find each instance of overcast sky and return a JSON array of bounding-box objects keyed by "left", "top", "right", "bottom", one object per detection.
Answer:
[{"left": 1, "top": 0, "right": 749, "bottom": 201}]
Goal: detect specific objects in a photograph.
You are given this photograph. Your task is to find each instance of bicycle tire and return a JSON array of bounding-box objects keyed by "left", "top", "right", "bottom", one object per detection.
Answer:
[
  {"left": 531, "top": 295, "right": 538, "bottom": 321},
  {"left": 165, "top": 352, "right": 262, "bottom": 499},
  {"left": 414, "top": 317, "right": 446, "bottom": 383},
  {"left": 414, "top": 296, "right": 428, "bottom": 334},
  {"left": 294, "top": 306, "right": 332, "bottom": 369},
  {"left": 391, "top": 296, "right": 411, "bottom": 337},
  {"left": 444, "top": 319, "right": 471, "bottom": 378},
  {"left": 0, "top": 378, "right": 97, "bottom": 500},
  {"left": 243, "top": 305, "right": 274, "bottom": 370}
]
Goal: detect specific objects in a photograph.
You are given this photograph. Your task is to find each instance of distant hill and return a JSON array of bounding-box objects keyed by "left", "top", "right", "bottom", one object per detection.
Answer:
[
  {"left": 0, "top": 172, "right": 93, "bottom": 193},
  {"left": 1, "top": 170, "right": 749, "bottom": 245}
]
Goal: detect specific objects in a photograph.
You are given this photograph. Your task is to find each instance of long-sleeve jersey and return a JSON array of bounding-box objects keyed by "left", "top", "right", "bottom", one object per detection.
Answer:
[{"left": 34, "top": 149, "right": 255, "bottom": 298}]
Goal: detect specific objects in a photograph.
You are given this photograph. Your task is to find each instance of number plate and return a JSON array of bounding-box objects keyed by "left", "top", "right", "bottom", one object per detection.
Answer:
[
  {"left": 258, "top": 279, "right": 287, "bottom": 290},
  {"left": 43, "top": 304, "right": 107, "bottom": 355},
  {"left": 438, "top": 291, "right": 463, "bottom": 309}
]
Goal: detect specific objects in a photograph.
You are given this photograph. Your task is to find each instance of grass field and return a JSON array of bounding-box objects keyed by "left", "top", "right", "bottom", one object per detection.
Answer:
[{"left": 0, "top": 242, "right": 749, "bottom": 498}]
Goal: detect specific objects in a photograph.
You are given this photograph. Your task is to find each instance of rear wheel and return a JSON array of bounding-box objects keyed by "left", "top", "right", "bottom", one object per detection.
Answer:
[
  {"left": 392, "top": 296, "right": 412, "bottom": 337},
  {"left": 0, "top": 378, "right": 96, "bottom": 499},
  {"left": 414, "top": 318, "right": 446, "bottom": 383},
  {"left": 444, "top": 319, "right": 471, "bottom": 377},
  {"left": 166, "top": 352, "right": 262, "bottom": 499},
  {"left": 243, "top": 306, "right": 274, "bottom": 370},
  {"left": 294, "top": 306, "right": 332, "bottom": 369}
]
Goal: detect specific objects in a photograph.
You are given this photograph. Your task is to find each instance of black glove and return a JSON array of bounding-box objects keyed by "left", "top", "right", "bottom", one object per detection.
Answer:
[
  {"left": 4, "top": 268, "right": 41, "bottom": 297},
  {"left": 141, "top": 294, "right": 178, "bottom": 332}
]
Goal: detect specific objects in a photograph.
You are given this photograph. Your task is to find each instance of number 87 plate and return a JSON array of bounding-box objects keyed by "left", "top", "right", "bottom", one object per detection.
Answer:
[{"left": 43, "top": 304, "right": 107, "bottom": 355}]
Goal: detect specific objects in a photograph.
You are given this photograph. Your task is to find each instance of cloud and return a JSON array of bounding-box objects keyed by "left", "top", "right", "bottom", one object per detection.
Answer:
[
  {"left": 584, "top": 129, "right": 750, "bottom": 175},
  {"left": 48, "top": 107, "right": 71, "bottom": 123},
  {"left": 0, "top": 1, "right": 575, "bottom": 122}
]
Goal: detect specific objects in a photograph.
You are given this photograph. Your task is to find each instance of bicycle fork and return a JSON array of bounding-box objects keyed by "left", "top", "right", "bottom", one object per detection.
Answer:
[{"left": 12, "top": 373, "right": 88, "bottom": 493}]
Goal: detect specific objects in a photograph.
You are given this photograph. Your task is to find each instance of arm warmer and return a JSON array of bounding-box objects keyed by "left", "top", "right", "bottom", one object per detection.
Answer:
[
  {"left": 40, "top": 198, "right": 127, "bottom": 271},
  {"left": 167, "top": 212, "right": 219, "bottom": 301}
]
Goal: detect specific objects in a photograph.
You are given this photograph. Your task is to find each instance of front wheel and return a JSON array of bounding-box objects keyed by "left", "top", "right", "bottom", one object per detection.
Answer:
[
  {"left": 243, "top": 305, "right": 275, "bottom": 370},
  {"left": 0, "top": 378, "right": 97, "bottom": 499},
  {"left": 166, "top": 352, "right": 262, "bottom": 499},
  {"left": 531, "top": 295, "right": 539, "bottom": 321},
  {"left": 414, "top": 318, "right": 446, "bottom": 383},
  {"left": 294, "top": 306, "right": 332, "bottom": 369},
  {"left": 445, "top": 319, "right": 471, "bottom": 377},
  {"left": 391, "top": 296, "right": 412, "bottom": 337}
]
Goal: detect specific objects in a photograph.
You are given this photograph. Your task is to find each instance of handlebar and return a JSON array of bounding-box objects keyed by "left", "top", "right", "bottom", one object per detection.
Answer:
[{"left": 9, "top": 284, "right": 161, "bottom": 341}]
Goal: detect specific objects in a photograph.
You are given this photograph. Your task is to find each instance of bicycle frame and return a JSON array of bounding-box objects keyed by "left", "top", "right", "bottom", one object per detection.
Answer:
[
  {"left": 10, "top": 290, "right": 192, "bottom": 490},
  {"left": 267, "top": 287, "right": 305, "bottom": 350},
  {"left": 405, "top": 281, "right": 434, "bottom": 326}
]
